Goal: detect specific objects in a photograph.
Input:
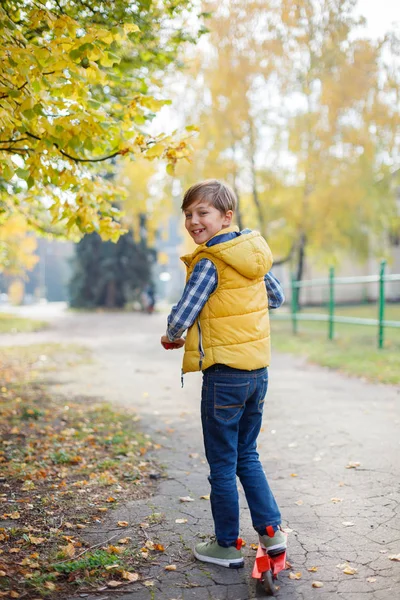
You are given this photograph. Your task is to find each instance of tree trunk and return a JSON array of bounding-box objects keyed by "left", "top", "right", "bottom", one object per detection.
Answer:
[
  {"left": 248, "top": 119, "right": 265, "bottom": 235},
  {"left": 295, "top": 233, "right": 307, "bottom": 307},
  {"left": 105, "top": 279, "right": 116, "bottom": 308},
  {"left": 233, "top": 181, "right": 244, "bottom": 230}
]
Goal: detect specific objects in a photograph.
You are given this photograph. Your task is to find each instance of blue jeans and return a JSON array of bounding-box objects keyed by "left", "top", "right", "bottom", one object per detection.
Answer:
[{"left": 201, "top": 364, "right": 281, "bottom": 547}]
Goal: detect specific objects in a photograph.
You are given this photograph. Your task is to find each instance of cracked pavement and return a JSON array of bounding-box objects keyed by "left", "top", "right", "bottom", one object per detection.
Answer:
[{"left": 1, "top": 305, "right": 399, "bottom": 599}]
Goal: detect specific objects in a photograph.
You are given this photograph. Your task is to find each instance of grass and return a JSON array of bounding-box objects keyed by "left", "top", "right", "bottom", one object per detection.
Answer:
[
  {"left": 0, "top": 312, "right": 48, "bottom": 333},
  {"left": 271, "top": 303, "right": 400, "bottom": 385}
]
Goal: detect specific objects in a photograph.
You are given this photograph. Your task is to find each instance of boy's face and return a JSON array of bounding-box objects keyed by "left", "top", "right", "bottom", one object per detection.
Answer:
[{"left": 184, "top": 200, "right": 233, "bottom": 245}]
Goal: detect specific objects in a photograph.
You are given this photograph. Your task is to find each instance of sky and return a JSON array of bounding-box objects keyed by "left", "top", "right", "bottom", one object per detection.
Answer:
[{"left": 356, "top": 0, "right": 400, "bottom": 37}]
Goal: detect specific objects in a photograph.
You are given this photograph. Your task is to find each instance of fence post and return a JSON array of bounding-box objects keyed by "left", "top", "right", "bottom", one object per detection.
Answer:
[
  {"left": 291, "top": 274, "right": 298, "bottom": 335},
  {"left": 328, "top": 266, "right": 335, "bottom": 340},
  {"left": 378, "top": 259, "right": 386, "bottom": 349}
]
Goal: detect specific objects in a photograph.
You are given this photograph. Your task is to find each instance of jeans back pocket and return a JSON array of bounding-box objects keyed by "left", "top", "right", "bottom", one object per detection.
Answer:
[{"left": 213, "top": 381, "right": 250, "bottom": 422}]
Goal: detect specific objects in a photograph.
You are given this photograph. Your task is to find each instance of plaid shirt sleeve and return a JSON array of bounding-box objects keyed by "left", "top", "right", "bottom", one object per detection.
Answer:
[
  {"left": 166, "top": 259, "right": 217, "bottom": 341},
  {"left": 265, "top": 271, "right": 285, "bottom": 309}
]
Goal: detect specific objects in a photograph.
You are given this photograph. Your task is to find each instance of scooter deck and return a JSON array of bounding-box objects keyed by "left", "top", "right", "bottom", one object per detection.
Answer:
[{"left": 252, "top": 544, "right": 287, "bottom": 579}]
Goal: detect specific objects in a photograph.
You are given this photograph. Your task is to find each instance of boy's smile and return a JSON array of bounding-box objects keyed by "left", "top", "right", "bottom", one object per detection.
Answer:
[{"left": 184, "top": 201, "right": 233, "bottom": 244}]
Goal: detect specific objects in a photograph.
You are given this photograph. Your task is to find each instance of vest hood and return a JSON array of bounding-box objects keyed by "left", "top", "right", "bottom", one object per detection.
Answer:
[{"left": 181, "top": 226, "right": 273, "bottom": 279}]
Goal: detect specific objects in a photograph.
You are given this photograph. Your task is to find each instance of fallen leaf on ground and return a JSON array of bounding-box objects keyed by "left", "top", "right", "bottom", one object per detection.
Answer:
[
  {"left": 345, "top": 462, "right": 360, "bottom": 469},
  {"left": 0, "top": 571, "right": 6, "bottom": 577},
  {"left": 44, "top": 581, "right": 56, "bottom": 591},
  {"left": 154, "top": 543, "right": 165, "bottom": 552},
  {"left": 165, "top": 564, "right": 177, "bottom": 571},
  {"left": 307, "top": 566, "right": 318, "bottom": 572},
  {"left": 295, "top": 500, "right": 303, "bottom": 506},
  {"left": 366, "top": 577, "right": 376, "bottom": 583},
  {"left": 289, "top": 572, "right": 302, "bottom": 580},
  {"left": 175, "top": 518, "right": 188, "bottom": 524},
  {"left": 189, "top": 453, "right": 199, "bottom": 459},
  {"left": 105, "top": 564, "right": 120, "bottom": 570},
  {"left": 290, "top": 473, "right": 298, "bottom": 477},
  {"left": 285, "top": 561, "right": 293, "bottom": 569},
  {"left": 179, "top": 496, "right": 194, "bottom": 502},
  {"left": 143, "top": 580, "right": 155, "bottom": 587},
  {"left": 389, "top": 554, "right": 400, "bottom": 561},
  {"left": 61, "top": 543, "right": 75, "bottom": 558},
  {"left": 29, "top": 535, "right": 45, "bottom": 545},
  {"left": 107, "top": 581, "right": 124, "bottom": 588},
  {"left": 343, "top": 565, "right": 358, "bottom": 575},
  {"left": 250, "top": 543, "right": 258, "bottom": 550},
  {"left": 331, "top": 498, "right": 343, "bottom": 503},
  {"left": 118, "top": 537, "right": 131, "bottom": 544},
  {"left": 342, "top": 521, "right": 354, "bottom": 527},
  {"left": 122, "top": 571, "right": 139, "bottom": 581},
  {"left": 200, "top": 494, "right": 210, "bottom": 500},
  {"left": 117, "top": 521, "right": 129, "bottom": 527},
  {"left": 312, "top": 581, "right": 324, "bottom": 588}
]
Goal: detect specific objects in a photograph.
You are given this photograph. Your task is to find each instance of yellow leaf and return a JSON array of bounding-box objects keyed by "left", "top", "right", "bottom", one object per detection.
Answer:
[
  {"left": 331, "top": 498, "right": 343, "bottom": 503},
  {"left": 175, "top": 518, "right": 188, "bottom": 524},
  {"left": 29, "top": 535, "right": 45, "bottom": 545},
  {"left": 307, "top": 566, "right": 318, "bottom": 572},
  {"left": 179, "top": 496, "right": 195, "bottom": 502},
  {"left": 62, "top": 543, "right": 75, "bottom": 558},
  {"left": 288, "top": 572, "right": 302, "bottom": 580},
  {"left": 200, "top": 494, "right": 210, "bottom": 500},
  {"left": 124, "top": 23, "right": 140, "bottom": 34},
  {"left": 146, "top": 143, "right": 165, "bottom": 159},
  {"left": 118, "top": 537, "right": 131, "bottom": 544},
  {"left": 164, "top": 564, "right": 177, "bottom": 571},
  {"left": 107, "top": 581, "right": 124, "bottom": 588},
  {"left": 44, "top": 582, "right": 56, "bottom": 591},
  {"left": 117, "top": 521, "right": 129, "bottom": 527},
  {"left": 122, "top": 570, "right": 139, "bottom": 581},
  {"left": 312, "top": 581, "right": 324, "bottom": 588},
  {"left": 0, "top": 571, "right": 6, "bottom": 577},
  {"left": 10, "top": 512, "right": 21, "bottom": 520}
]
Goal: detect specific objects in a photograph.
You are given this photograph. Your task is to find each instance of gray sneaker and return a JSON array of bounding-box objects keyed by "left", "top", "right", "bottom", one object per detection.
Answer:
[
  {"left": 194, "top": 539, "right": 244, "bottom": 568},
  {"left": 259, "top": 526, "right": 287, "bottom": 556}
]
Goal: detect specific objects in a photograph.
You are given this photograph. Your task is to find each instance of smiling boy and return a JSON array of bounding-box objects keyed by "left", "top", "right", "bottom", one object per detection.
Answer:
[{"left": 161, "top": 179, "right": 286, "bottom": 568}]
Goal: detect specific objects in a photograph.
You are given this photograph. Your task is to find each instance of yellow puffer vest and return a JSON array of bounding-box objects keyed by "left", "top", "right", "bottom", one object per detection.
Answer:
[{"left": 181, "top": 226, "right": 273, "bottom": 373}]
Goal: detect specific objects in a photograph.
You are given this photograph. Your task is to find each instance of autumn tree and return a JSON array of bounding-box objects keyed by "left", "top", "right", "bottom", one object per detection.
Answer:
[
  {"left": 175, "top": 0, "right": 400, "bottom": 286},
  {"left": 0, "top": 0, "right": 203, "bottom": 242}
]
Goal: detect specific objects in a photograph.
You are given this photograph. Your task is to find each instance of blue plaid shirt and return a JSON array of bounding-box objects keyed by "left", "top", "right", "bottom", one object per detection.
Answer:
[{"left": 167, "top": 230, "right": 285, "bottom": 342}]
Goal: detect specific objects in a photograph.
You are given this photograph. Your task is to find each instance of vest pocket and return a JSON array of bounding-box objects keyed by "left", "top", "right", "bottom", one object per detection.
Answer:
[
  {"left": 197, "top": 320, "right": 205, "bottom": 369},
  {"left": 213, "top": 381, "right": 250, "bottom": 422}
]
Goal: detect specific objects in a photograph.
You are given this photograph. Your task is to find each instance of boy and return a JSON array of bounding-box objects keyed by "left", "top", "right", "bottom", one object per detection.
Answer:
[{"left": 161, "top": 179, "right": 286, "bottom": 569}]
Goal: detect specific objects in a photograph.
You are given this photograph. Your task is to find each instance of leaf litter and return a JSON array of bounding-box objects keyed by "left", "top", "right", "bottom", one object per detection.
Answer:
[{"left": 0, "top": 345, "right": 164, "bottom": 597}]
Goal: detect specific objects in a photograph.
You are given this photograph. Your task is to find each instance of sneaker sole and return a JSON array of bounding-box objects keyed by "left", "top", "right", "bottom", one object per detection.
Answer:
[
  {"left": 260, "top": 542, "right": 287, "bottom": 556},
  {"left": 193, "top": 549, "right": 244, "bottom": 569}
]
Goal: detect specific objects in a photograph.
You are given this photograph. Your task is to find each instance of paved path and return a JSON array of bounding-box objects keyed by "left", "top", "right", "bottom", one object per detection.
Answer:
[{"left": 2, "top": 306, "right": 400, "bottom": 599}]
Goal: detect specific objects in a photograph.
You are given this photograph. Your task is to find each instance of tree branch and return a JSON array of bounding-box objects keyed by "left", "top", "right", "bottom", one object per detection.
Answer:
[{"left": 25, "top": 130, "right": 122, "bottom": 162}]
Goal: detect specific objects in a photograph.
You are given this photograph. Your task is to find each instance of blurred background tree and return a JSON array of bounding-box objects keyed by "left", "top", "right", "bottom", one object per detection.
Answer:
[{"left": 172, "top": 0, "right": 400, "bottom": 293}]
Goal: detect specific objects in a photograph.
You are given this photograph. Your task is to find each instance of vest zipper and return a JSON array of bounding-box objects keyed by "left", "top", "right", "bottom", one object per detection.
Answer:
[{"left": 197, "top": 319, "right": 205, "bottom": 370}]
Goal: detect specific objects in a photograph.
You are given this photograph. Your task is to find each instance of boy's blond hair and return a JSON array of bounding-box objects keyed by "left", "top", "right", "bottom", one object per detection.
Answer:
[{"left": 181, "top": 179, "right": 237, "bottom": 214}]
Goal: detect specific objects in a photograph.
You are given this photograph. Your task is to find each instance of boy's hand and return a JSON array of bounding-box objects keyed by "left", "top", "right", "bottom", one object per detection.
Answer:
[{"left": 161, "top": 335, "right": 185, "bottom": 350}]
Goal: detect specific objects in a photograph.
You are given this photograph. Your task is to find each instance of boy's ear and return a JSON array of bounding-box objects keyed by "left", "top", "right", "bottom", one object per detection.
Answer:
[{"left": 223, "top": 210, "right": 233, "bottom": 226}]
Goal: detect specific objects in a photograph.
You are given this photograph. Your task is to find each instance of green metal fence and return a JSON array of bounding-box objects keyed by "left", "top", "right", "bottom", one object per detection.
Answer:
[{"left": 278, "top": 260, "right": 400, "bottom": 349}]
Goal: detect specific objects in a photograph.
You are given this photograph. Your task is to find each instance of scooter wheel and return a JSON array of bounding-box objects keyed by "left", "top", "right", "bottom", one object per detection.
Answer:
[{"left": 262, "top": 570, "right": 276, "bottom": 596}]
